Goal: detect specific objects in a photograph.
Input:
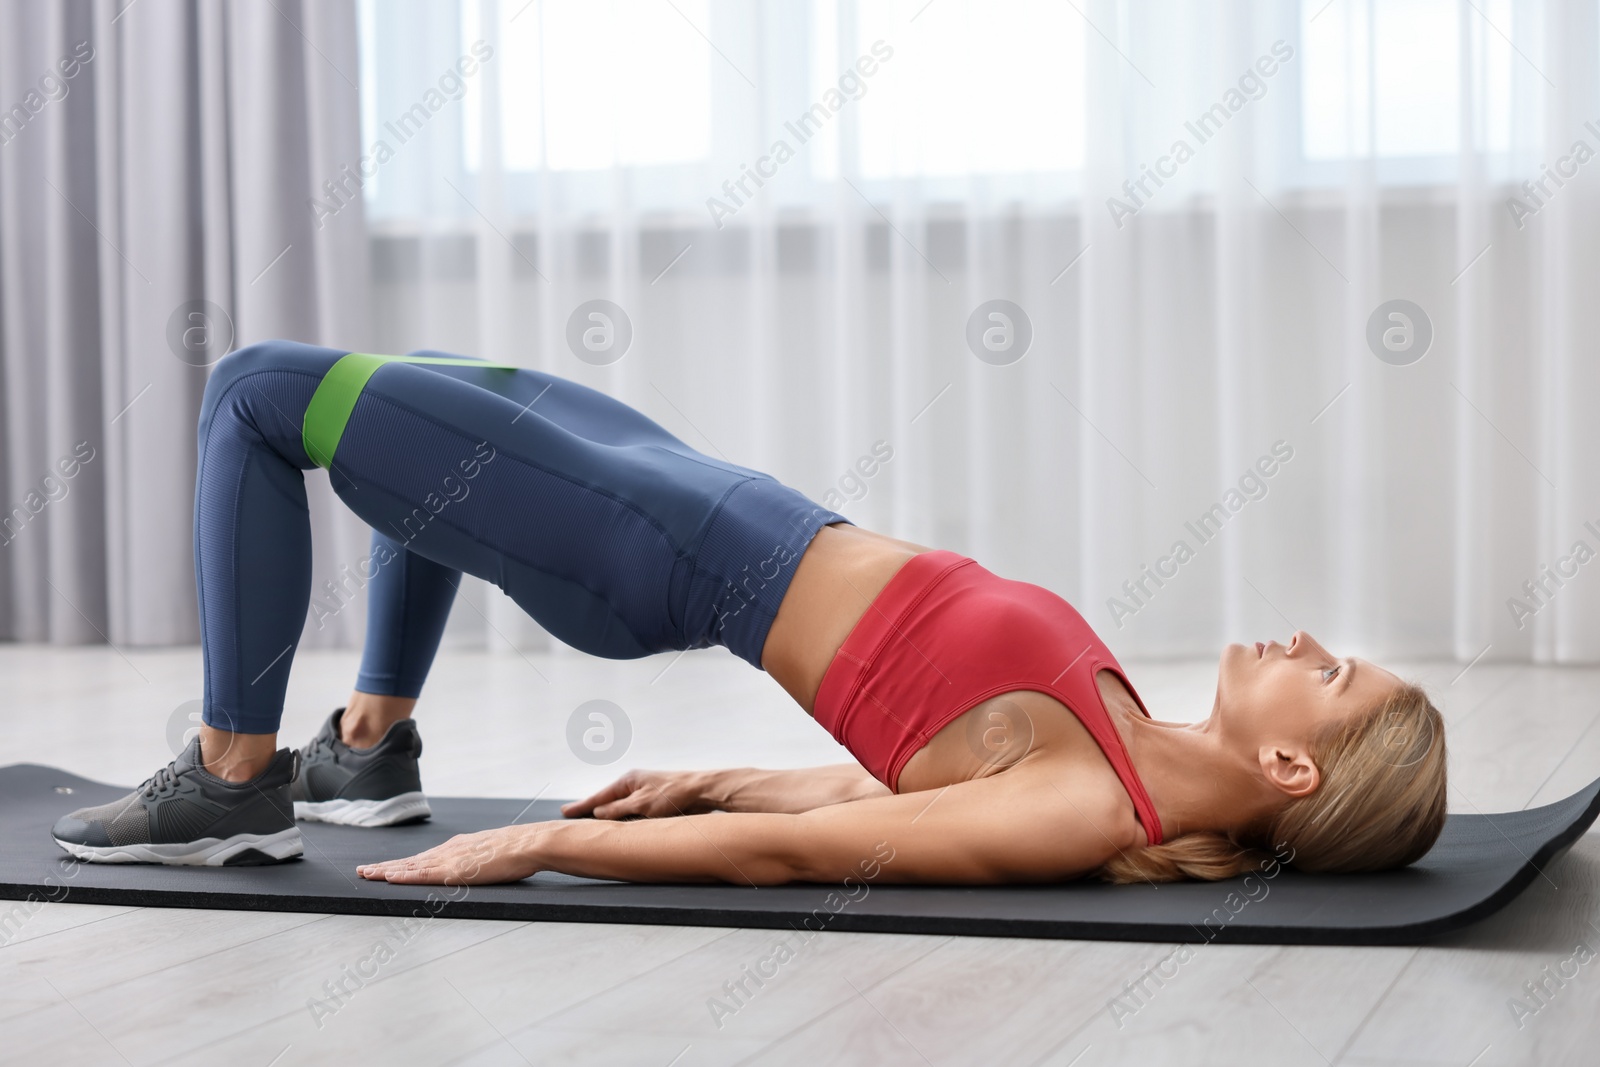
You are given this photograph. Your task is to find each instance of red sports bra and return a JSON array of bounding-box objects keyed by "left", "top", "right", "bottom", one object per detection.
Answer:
[{"left": 811, "top": 550, "right": 1164, "bottom": 845}]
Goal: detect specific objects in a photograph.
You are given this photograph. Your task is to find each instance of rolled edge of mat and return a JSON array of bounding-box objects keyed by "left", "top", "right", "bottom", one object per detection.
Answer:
[{"left": 302, "top": 353, "right": 520, "bottom": 470}]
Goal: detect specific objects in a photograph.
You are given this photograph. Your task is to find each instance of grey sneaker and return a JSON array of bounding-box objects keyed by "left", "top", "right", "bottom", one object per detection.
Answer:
[
  {"left": 51, "top": 737, "right": 302, "bottom": 866},
  {"left": 290, "top": 708, "right": 431, "bottom": 827}
]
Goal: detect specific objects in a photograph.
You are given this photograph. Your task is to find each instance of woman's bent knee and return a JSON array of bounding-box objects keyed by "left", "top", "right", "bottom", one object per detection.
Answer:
[
  {"left": 199, "top": 340, "right": 345, "bottom": 432},
  {"left": 198, "top": 340, "right": 350, "bottom": 471}
]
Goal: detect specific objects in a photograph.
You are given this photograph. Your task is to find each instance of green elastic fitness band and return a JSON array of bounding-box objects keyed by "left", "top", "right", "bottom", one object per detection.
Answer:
[{"left": 302, "top": 353, "right": 520, "bottom": 470}]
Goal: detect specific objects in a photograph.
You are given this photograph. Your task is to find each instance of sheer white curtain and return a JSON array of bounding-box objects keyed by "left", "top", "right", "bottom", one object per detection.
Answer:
[
  {"left": 356, "top": 0, "right": 1600, "bottom": 666},
  {"left": 0, "top": 0, "right": 366, "bottom": 647}
]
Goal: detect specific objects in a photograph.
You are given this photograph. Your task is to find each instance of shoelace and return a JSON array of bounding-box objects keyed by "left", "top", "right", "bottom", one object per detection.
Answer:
[
  {"left": 139, "top": 761, "right": 183, "bottom": 800},
  {"left": 308, "top": 729, "right": 336, "bottom": 763}
]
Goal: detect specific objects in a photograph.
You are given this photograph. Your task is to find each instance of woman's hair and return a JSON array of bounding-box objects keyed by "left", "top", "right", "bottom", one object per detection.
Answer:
[{"left": 1096, "top": 681, "right": 1446, "bottom": 884}]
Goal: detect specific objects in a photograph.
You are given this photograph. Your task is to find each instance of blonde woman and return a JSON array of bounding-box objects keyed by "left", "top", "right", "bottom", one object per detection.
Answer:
[{"left": 52, "top": 341, "right": 1446, "bottom": 885}]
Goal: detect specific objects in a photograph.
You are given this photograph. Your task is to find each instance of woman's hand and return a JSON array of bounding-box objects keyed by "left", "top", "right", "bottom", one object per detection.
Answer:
[
  {"left": 356, "top": 825, "right": 539, "bottom": 885},
  {"left": 560, "top": 768, "right": 715, "bottom": 820}
]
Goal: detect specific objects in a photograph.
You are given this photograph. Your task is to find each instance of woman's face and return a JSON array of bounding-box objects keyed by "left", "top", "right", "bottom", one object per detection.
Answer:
[{"left": 1214, "top": 630, "right": 1402, "bottom": 748}]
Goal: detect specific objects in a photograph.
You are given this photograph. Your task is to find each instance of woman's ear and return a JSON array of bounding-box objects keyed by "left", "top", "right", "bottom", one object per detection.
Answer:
[{"left": 1258, "top": 744, "right": 1320, "bottom": 798}]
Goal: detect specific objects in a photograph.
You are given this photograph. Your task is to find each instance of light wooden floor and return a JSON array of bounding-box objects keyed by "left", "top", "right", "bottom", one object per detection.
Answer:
[{"left": 2, "top": 643, "right": 1598, "bottom": 1066}]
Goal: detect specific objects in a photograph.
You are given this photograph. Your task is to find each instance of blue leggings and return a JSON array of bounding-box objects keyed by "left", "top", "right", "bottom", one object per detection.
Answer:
[{"left": 194, "top": 340, "right": 851, "bottom": 734}]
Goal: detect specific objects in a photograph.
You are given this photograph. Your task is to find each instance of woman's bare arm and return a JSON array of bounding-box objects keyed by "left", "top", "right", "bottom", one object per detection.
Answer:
[
  {"left": 711, "top": 764, "right": 892, "bottom": 813},
  {"left": 559, "top": 763, "right": 890, "bottom": 819},
  {"left": 358, "top": 771, "right": 1137, "bottom": 887}
]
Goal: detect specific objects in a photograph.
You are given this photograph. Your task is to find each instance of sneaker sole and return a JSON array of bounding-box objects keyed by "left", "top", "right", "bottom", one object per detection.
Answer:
[
  {"left": 53, "top": 826, "right": 304, "bottom": 866},
  {"left": 294, "top": 792, "right": 432, "bottom": 827}
]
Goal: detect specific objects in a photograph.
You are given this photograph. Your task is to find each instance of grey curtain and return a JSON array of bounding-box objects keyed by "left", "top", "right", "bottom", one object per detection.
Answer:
[{"left": 0, "top": 0, "right": 368, "bottom": 646}]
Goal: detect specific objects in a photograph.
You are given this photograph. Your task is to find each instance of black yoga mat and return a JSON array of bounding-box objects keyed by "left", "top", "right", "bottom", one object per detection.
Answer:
[{"left": 4, "top": 762, "right": 1597, "bottom": 945}]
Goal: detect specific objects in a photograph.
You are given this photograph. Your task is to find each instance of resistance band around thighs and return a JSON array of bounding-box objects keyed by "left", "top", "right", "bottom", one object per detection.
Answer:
[{"left": 301, "top": 353, "right": 520, "bottom": 469}]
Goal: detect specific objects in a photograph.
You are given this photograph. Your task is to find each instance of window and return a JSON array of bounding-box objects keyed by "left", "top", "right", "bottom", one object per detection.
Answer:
[
  {"left": 355, "top": 0, "right": 1535, "bottom": 222},
  {"left": 461, "top": 0, "right": 713, "bottom": 172},
  {"left": 821, "top": 0, "right": 1086, "bottom": 179},
  {"left": 1296, "top": 0, "right": 1519, "bottom": 184}
]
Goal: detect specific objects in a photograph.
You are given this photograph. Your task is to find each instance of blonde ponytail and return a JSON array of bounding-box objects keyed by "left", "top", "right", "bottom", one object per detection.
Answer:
[
  {"left": 1098, "top": 830, "right": 1274, "bottom": 883},
  {"left": 1097, "top": 682, "right": 1446, "bottom": 884}
]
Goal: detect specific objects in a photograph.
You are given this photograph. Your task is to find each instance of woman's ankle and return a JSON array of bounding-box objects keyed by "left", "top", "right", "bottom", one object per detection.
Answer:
[
  {"left": 199, "top": 724, "right": 279, "bottom": 783},
  {"left": 341, "top": 691, "right": 418, "bottom": 748}
]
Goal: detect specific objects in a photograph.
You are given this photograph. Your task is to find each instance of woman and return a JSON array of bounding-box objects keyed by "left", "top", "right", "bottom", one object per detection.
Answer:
[{"left": 53, "top": 341, "right": 1447, "bottom": 885}]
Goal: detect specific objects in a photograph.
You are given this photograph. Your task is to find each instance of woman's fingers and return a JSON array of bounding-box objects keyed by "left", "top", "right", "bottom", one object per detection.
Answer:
[
  {"left": 356, "top": 828, "right": 530, "bottom": 885},
  {"left": 559, "top": 791, "right": 606, "bottom": 817},
  {"left": 379, "top": 865, "right": 445, "bottom": 884},
  {"left": 358, "top": 859, "right": 424, "bottom": 880},
  {"left": 597, "top": 784, "right": 688, "bottom": 820},
  {"left": 561, "top": 773, "right": 639, "bottom": 817},
  {"left": 592, "top": 794, "right": 651, "bottom": 819},
  {"left": 560, "top": 769, "right": 694, "bottom": 821}
]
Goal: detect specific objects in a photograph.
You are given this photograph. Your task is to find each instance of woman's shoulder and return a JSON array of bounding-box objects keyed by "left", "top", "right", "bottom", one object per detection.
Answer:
[{"left": 1001, "top": 741, "right": 1150, "bottom": 856}]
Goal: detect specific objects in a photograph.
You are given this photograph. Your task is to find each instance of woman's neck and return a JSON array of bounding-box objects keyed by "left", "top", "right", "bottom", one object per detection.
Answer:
[{"left": 1119, "top": 712, "right": 1279, "bottom": 842}]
